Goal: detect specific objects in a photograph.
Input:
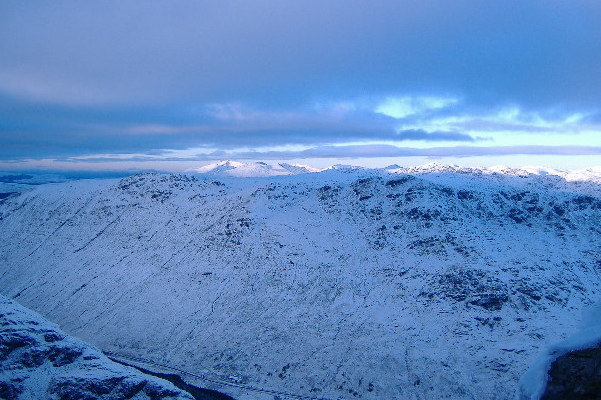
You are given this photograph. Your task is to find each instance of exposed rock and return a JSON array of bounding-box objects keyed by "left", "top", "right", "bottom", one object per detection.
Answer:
[
  {"left": 0, "top": 295, "right": 195, "bottom": 400},
  {"left": 421, "top": 266, "right": 510, "bottom": 311},
  {"left": 541, "top": 345, "right": 601, "bottom": 400}
]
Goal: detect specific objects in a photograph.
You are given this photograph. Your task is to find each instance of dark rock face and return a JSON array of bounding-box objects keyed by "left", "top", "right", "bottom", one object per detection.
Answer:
[
  {"left": 421, "top": 266, "right": 510, "bottom": 311},
  {"left": 47, "top": 376, "right": 183, "bottom": 400},
  {"left": 114, "top": 362, "right": 237, "bottom": 400},
  {"left": 542, "top": 345, "right": 601, "bottom": 400},
  {"left": 0, "top": 295, "right": 196, "bottom": 400}
]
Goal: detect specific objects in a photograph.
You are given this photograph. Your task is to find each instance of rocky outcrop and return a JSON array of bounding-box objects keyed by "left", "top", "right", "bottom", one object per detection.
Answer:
[
  {"left": 541, "top": 345, "right": 601, "bottom": 400},
  {"left": 0, "top": 295, "right": 195, "bottom": 400}
]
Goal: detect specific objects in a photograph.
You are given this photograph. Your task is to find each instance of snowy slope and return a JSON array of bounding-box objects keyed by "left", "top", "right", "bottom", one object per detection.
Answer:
[
  {"left": 0, "top": 295, "right": 195, "bottom": 400},
  {"left": 187, "top": 161, "right": 319, "bottom": 177},
  {"left": 0, "top": 166, "right": 601, "bottom": 399}
]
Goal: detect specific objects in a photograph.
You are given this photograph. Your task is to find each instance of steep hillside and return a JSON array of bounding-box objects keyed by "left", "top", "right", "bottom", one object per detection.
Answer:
[
  {"left": 1, "top": 167, "right": 600, "bottom": 399},
  {"left": 0, "top": 295, "right": 195, "bottom": 400}
]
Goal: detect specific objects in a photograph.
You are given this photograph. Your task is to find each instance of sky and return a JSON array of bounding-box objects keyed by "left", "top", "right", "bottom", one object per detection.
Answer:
[{"left": 1, "top": 0, "right": 601, "bottom": 172}]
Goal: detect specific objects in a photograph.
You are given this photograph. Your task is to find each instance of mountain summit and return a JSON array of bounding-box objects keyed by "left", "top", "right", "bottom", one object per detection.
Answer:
[{"left": 187, "top": 160, "right": 319, "bottom": 177}]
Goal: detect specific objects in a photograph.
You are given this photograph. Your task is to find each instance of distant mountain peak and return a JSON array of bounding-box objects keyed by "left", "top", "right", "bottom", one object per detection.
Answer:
[
  {"left": 407, "top": 162, "right": 460, "bottom": 173},
  {"left": 182, "top": 161, "right": 601, "bottom": 182},
  {"left": 277, "top": 163, "right": 321, "bottom": 174},
  {"left": 186, "top": 160, "right": 320, "bottom": 177},
  {"left": 382, "top": 163, "right": 402, "bottom": 170}
]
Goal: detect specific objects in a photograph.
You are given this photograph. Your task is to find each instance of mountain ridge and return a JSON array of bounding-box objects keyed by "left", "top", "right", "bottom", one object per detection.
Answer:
[
  {"left": 1, "top": 166, "right": 601, "bottom": 399},
  {"left": 184, "top": 160, "right": 601, "bottom": 183}
]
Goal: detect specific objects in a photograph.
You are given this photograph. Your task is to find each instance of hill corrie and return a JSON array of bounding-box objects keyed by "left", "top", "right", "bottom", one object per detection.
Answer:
[{"left": 1, "top": 164, "right": 601, "bottom": 399}]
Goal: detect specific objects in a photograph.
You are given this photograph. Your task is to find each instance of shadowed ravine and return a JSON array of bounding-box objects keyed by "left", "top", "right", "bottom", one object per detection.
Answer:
[{"left": 106, "top": 355, "right": 237, "bottom": 400}]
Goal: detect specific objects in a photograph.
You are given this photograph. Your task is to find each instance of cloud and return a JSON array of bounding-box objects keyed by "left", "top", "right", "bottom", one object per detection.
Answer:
[
  {"left": 1, "top": 1, "right": 600, "bottom": 109},
  {"left": 2, "top": 92, "right": 600, "bottom": 163},
  {"left": 375, "top": 96, "right": 458, "bottom": 119},
  {"left": 395, "top": 129, "right": 475, "bottom": 142},
  {"left": 0, "top": 97, "right": 396, "bottom": 158},
  {"left": 3, "top": 144, "right": 601, "bottom": 173},
  {"left": 1, "top": 1, "right": 601, "bottom": 168},
  {"left": 56, "top": 144, "right": 601, "bottom": 163},
  {"left": 224, "top": 144, "right": 601, "bottom": 160},
  {"left": 397, "top": 106, "right": 601, "bottom": 136}
]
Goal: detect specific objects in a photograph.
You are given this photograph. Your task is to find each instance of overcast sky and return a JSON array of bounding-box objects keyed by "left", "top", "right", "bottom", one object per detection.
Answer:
[{"left": 1, "top": 1, "right": 600, "bottom": 171}]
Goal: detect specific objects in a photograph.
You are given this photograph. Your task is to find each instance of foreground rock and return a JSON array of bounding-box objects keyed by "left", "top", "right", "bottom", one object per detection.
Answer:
[
  {"left": 0, "top": 295, "right": 195, "bottom": 400},
  {"left": 542, "top": 345, "right": 601, "bottom": 399},
  {"left": 520, "top": 318, "right": 601, "bottom": 400}
]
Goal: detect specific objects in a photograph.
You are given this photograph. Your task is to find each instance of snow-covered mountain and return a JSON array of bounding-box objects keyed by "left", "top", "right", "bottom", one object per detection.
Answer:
[
  {"left": 187, "top": 160, "right": 319, "bottom": 177},
  {"left": 0, "top": 295, "right": 195, "bottom": 400},
  {"left": 1, "top": 164, "right": 601, "bottom": 399},
  {"left": 186, "top": 160, "right": 601, "bottom": 184}
]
